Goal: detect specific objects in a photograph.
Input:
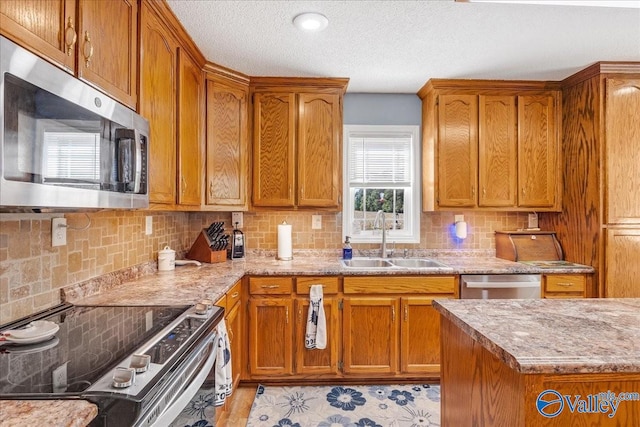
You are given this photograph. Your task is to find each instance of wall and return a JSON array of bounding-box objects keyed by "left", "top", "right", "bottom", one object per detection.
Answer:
[{"left": 0, "top": 211, "right": 229, "bottom": 324}]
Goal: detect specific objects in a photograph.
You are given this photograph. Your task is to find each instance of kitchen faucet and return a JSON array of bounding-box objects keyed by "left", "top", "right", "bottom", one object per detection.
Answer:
[{"left": 374, "top": 210, "right": 387, "bottom": 258}]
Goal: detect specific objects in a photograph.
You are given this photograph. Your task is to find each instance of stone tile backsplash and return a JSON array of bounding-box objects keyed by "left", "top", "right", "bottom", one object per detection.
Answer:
[{"left": 0, "top": 209, "right": 527, "bottom": 323}]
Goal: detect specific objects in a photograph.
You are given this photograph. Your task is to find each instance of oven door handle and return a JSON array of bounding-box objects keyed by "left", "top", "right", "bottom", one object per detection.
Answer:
[{"left": 145, "top": 332, "right": 218, "bottom": 427}]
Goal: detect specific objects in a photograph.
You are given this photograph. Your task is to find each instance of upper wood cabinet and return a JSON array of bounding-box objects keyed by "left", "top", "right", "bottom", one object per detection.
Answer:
[
  {"left": 1, "top": 0, "right": 138, "bottom": 109},
  {"left": 419, "top": 80, "right": 562, "bottom": 211},
  {"left": 204, "top": 66, "right": 250, "bottom": 210},
  {"left": 251, "top": 78, "right": 348, "bottom": 209},
  {"left": 140, "top": 3, "right": 178, "bottom": 205},
  {"left": 605, "top": 78, "right": 640, "bottom": 224},
  {"left": 139, "top": 1, "right": 205, "bottom": 208},
  {"left": 177, "top": 49, "right": 203, "bottom": 206}
]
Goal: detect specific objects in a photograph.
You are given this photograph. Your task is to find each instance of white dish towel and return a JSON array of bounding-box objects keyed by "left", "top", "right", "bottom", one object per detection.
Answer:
[
  {"left": 214, "top": 318, "right": 233, "bottom": 407},
  {"left": 305, "top": 284, "right": 327, "bottom": 350}
]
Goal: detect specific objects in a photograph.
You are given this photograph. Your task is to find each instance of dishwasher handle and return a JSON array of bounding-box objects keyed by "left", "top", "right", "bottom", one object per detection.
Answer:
[{"left": 463, "top": 281, "right": 540, "bottom": 289}]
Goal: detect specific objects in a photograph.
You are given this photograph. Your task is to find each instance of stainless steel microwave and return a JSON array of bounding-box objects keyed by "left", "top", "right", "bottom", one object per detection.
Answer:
[{"left": 0, "top": 36, "right": 149, "bottom": 211}]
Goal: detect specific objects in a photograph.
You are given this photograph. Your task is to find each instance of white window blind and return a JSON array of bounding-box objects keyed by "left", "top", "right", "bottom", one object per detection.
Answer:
[
  {"left": 44, "top": 132, "right": 101, "bottom": 180},
  {"left": 348, "top": 135, "right": 412, "bottom": 185}
]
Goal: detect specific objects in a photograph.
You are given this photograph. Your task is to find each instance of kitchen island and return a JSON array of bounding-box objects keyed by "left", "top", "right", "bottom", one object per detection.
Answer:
[{"left": 433, "top": 298, "right": 640, "bottom": 426}]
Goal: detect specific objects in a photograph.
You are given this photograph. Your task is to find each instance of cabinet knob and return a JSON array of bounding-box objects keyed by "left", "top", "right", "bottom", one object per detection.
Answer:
[
  {"left": 82, "top": 31, "right": 94, "bottom": 68},
  {"left": 64, "top": 17, "right": 77, "bottom": 56}
]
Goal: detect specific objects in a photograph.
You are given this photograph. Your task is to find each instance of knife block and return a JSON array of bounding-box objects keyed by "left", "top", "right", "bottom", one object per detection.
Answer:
[{"left": 187, "top": 230, "right": 227, "bottom": 263}]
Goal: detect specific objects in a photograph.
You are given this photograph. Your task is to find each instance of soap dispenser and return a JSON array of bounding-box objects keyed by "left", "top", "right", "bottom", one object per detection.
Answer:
[{"left": 343, "top": 236, "right": 353, "bottom": 260}]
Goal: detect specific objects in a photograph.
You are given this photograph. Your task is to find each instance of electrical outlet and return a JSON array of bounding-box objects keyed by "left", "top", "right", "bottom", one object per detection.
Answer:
[
  {"left": 312, "top": 215, "right": 322, "bottom": 230},
  {"left": 232, "top": 212, "right": 243, "bottom": 229},
  {"left": 145, "top": 216, "right": 153, "bottom": 235},
  {"left": 52, "top": 218, "right": 67, "bottom": 247},
  {"left": 454, "top": 214, "right": 464, "bottom": 223},
  {"left": 52, "top": 363, "right": 68, "bottom": 393}
]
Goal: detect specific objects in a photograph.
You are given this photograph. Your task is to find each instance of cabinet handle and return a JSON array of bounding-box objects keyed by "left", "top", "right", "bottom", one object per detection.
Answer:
[
  {"left": 522, "top": 187, "right": 526, "bottom": 196},
  {"left": 556, "top": 282, "right": 574, "bottom": 287},
  {"left": 181, "top": 176, "right": 186, "bottom": 194},
  {"left": 286, "top": 307, "right": 289, "bottom": 324},
  {"left": 404, "top": 305, "right": 408, "bottom": 322},
  {"left": 289, "top": 185, "right": 292, "bottom": 198},
  {"left": 391, "top": 306, "right": 395, "bottom": 322},
  {"left": 261, "top": 285, "right": 280, "bottom": 289},
  {"left": 209, "top": 180, "right": 214, "bottom": 198},
  {"left": 231, "top": 292, "right": 239, "bottom": 299},
  {"left": 228, "top": 325, "right": 234, "bottom": 342},
  {"left": 298, "top": 307, "right": 303, "bottom": 323},
  {"left": 64, "top": 17, "right": 77, "bottom": 56},
  {"left": 471, "top": 186, "right": 475, "bottom": 197},
  {"left": 482, "top": 187, "right": 486, "bottom": 197},
  {"left": 82, "top": 31, "right": 94, "bottom": 67}
]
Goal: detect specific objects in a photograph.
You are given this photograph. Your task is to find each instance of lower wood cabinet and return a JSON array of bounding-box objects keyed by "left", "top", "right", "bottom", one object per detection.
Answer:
[
  {"left": 342, "top": 276, "right": 456, "bottom": 378},
  {"left": 542, "top": 274, "right": 586, "bottom": 298},
  {"left": 246, "top": 274, "right": 455, "bottom": 381}
]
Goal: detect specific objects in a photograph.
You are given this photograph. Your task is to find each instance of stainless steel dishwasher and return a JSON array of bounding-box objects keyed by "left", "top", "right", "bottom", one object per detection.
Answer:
[{"left": 460, "top": 274, "right": 542, "bottom": 299}]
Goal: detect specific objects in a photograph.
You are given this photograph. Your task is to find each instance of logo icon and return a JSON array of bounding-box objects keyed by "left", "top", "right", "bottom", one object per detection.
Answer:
[{"left": 537, "top": 389, "right": 564, "bottom": 418}]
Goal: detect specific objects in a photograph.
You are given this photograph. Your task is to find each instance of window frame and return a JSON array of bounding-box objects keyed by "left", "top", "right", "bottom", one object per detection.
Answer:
[{"left": 342, "top": 124, "right": 421, "bottom": 244}]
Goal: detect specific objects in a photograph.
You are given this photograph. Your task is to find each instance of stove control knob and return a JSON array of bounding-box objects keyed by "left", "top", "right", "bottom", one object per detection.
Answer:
[
  {"left": 112, "top": 367, "right": 136, "bottom": 388},
  {"left": 195, "top": 302, "right": 208, "bottom": 315},
  {"left": 130, "top": 354, "right": 151, "bottom": 373}
]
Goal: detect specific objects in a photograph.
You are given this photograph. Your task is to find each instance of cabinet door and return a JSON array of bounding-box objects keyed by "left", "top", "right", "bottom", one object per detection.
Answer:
[
  {"left": 140, "top": 4, "right": 177, "bottom": 205},
  {"left": 252, "top": 92, "right": 296, "bottom": 207},
  {"left": 206, "top": 80, "right": 249, "bottom": 208},
  {"left": 248, "top": 298, "right": 293, "bottom": 376},
  {"left": 342, "top": 297, "right": 399, "bottom": 375},
  {"left": 478, "top": 95, "right": 517, "bottom": 207},
  {"left": 297, "top": 93, "right": 342, "bottom": 208},
  {"left": 226, "top": 300, "right": 242, "bottom": 389},
  {"left": 517, "top": 94, "right": 557, "bottom": 208},
  {"left": 437, "top": 94, "right": 478, "bottom": 207},
  {"left": 400, "top": 297, "right": 444, "bottom": 375},
  {"left": 177, "top": 49, "right": 203, "bottom": 206},
  {"left": 605, "top": 79, "right": 640, "bottom": 224},
  {"left": 0, "top": 0, "right": 76, "bottom": 72},
  {"left": 77, "top": 0, "right": 137, "bottom": 108},
  {"left": 294, "top": 297, "right": 339, "bottom": 375},
  {"left": 605, "top": 228, "right": 640, "bottom": 298}
]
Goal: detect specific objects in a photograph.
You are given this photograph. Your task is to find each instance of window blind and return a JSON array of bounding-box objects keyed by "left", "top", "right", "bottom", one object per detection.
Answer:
[
  {"left": 44, "top": 132, "right": 101, "bottom": 180},
  {"left": 348, "top": 134, "right": 412, "bottom": 185}
]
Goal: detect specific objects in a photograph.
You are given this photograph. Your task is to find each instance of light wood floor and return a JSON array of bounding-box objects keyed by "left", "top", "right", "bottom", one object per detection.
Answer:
[{"left": 215, "top": 385, "right": 257, "bottom": 426}]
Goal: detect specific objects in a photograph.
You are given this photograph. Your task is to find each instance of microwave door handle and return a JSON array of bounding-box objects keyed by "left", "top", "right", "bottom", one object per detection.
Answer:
[{"left": 133, "top": 129, "right": 142, "bottom": 193}]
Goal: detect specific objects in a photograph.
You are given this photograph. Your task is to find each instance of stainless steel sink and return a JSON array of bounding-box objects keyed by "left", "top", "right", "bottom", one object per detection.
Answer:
[
  {"left": 340, "top": 258, "right": 394, "bottom": 268},
  {"left": 389, "top": 258, "right": 451, "bottom": 269}
]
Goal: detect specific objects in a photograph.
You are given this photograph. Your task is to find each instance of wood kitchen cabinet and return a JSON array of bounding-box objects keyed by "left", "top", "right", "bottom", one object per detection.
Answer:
[
  {"left": 140, "top": 1, "right": 205, "bottom": 207},
  {"left": 419, "top": 80, "right": 561, "bottom": 211},
  {"left": 542, "top": 274, "right": 586, "bottom": 298},
  {"left": 204, "top": 66, "right": 250, "bottom": 210},
  {"left": 248, "top": 276, "right": 341, "bottom": 379},
  {"left": 342, "top": 276, "right": 456, "bottom": 378},
  {"left": 251, "top": 78, "right": 348, "bottom": 209},
  {"left": 1, "top": 0, "right": 138, "bottom": 109},
  {"left": 539, "top": 64, "right": 640, "bottom": 298}
]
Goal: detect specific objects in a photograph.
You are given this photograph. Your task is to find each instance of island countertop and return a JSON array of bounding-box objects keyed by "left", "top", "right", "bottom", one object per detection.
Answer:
[{"left": 433, "top": 298, "right": 640, "bottom": 374}]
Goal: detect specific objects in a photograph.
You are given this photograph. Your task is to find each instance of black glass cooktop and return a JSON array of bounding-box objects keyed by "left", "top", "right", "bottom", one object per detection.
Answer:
[{"left": 0, "top": 304, "right": 189, "bottom": 395}]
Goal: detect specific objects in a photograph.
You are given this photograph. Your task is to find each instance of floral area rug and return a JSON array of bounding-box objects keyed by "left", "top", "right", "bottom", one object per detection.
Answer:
[
  {"left": 246, "top": 384, "right": 440, "bottom": 427},
  {"left": 169, "top": 386, "right": 216, "bottom": 427}
]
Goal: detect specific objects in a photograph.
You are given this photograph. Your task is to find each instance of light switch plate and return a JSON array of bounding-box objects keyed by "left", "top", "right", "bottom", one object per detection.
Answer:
[
  {"left": 454, "top": 214, "right": 464, "bottom": 223},
  {"left": 312, "top": 215, "right": 322, "bottom": 230}
]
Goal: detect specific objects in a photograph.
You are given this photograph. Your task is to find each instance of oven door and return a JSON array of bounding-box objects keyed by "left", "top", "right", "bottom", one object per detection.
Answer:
[{"left": 135, "top": 330, "right": 217, "bottom": 427}]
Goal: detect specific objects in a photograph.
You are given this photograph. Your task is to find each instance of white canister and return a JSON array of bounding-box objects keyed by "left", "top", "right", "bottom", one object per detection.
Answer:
[{"left": 158, "top": 246, "right": 176, "bottom": 271}]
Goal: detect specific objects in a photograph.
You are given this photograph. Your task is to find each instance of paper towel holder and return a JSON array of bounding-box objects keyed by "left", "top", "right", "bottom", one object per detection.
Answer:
[{"left": 277, "top": 220, "right": 293, "bottom": 261}]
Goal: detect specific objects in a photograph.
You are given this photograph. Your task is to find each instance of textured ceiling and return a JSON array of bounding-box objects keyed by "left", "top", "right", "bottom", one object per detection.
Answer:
[{"left": 166, "top": 0, "right": 640, "bottom": 93}]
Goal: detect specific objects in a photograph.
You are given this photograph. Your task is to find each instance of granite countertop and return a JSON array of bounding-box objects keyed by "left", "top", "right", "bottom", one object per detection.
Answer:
[
  {"left": 0, "top": 399, "right": 97, "bottom": 427},
  {"left": 64, "top": 254, "right": 594, "bottom": 306},
  {"left": 433, "top": 298, "right": 640, "bottom": 374}
]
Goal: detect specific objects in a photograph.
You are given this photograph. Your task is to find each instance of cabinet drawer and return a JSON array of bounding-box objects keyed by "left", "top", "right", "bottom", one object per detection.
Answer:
[
  {"left": 226, "top": 280, "right": 243, "bottom": 309},
  {"left": 249, "top": 277, "right": 293, "bottom": 295},
  {"left": 545, "top": 274, "right": 586, "bottom": 293},
  {"left": 296, "top": 277, "right": 339, "bottom": 295},
  {"left": 344, "top": 276, "right": 456, "bottom": 294}
]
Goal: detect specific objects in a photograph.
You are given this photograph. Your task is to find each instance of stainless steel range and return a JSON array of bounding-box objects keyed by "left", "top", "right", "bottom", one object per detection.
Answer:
[{"left": 0, "top": 303, "right": 224, "bottom": 426}]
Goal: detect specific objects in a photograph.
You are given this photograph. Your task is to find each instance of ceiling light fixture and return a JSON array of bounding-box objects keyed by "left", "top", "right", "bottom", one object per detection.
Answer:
[{"left": 293, "top": 12, "right": 329, "bottom": 32}]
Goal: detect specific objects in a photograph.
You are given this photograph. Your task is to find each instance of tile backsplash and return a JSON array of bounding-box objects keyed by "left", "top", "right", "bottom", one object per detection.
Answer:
[{"left": 1, "top": 209, "right": 526, "bottom": 323}]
